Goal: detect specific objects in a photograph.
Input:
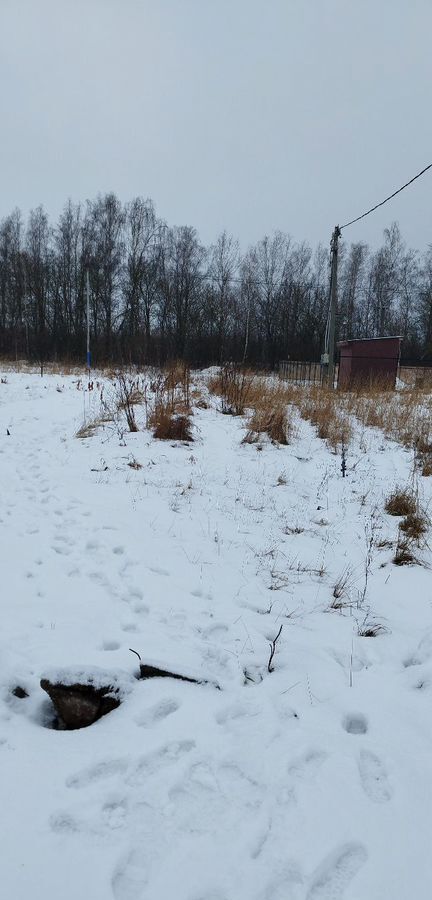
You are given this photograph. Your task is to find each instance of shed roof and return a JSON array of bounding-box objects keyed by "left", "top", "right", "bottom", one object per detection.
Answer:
[{"left": 337, "top": 336, "right": 402, "bottom": 349}]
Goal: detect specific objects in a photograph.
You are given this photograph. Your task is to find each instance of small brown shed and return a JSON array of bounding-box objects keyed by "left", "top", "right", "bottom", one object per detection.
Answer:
[{"left": 337, "top": 336, "right": 402, "bottom": 389}]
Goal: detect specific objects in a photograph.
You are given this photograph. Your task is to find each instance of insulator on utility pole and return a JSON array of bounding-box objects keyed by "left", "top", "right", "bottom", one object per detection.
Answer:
[{"left": 321, "top": 224, "right": 341, "bottom": 389}]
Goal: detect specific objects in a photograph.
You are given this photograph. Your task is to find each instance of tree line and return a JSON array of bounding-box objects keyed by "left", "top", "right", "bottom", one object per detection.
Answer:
[{"left": 0, "top": 193, "right": 431, "bottom": 367}]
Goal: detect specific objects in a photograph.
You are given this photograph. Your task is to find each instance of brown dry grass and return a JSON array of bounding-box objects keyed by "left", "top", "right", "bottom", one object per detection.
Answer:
[
  {"left": 393, "top": 534, "right": 418, "bottom": 566},
  {"left": 208, "top": 364, "right": 256, "bottom": 415},
  {"left": 243, "top": 405, "right": 292, "bottom": 445},
  {"left": 385, "top": 489, "right": 417, "bottom": 517},
  {"left": 148, "top": 401, "right": 193, "bottom": 441},
  {"left": 341, "top": 383, "right": 432, "bottom": 452},
  {"left": 279, "top": 376, "right": 432, "bottom": 459},
  {"left": 399, "top": 513, "right": 428, "bottom": 540},
  {"left": 293, "top": 386, "right": 352, "bottom": 452},
  {"left": 76, "top": 411, "right": 112, "bottom": 439}
]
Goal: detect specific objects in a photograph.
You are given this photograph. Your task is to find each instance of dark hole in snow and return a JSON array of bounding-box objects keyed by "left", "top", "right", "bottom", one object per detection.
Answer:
[
  {"left": 343, "top": 713, "right": 368, "bottom": 735},
  {"left": 12, "top": 686, "right": 28, "bottom": 699}
]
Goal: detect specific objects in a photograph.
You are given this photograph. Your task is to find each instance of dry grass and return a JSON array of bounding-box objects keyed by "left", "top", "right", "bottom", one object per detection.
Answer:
[
  {"left": 0, "top": 359, "right": 85, "bottom": 376},
  {"left": 208, "top": 364, "right": 256, "bottom": 416},
  {"left": 341, "top": 383, "right": 432, "bottom": 452},
  {"left": 113, "top": 373, "right": 142, "bottom": 431},
  {"left": 76, "top": 412, "right": 112, "bottom": 439},
  {"left": 420, "top": 455, "right": 432, "bottom": 477},
  {"left": 293, "top": 386, "right": 352, "bottom": 452},
  {"left": 358, "top": 620, "right": 388, "bottom": 637},
  {"left": 145, "top": 361, "right": 193, "bottom": 441},
  {"left": 385, "top": 489, "right": 417, "bottom": 517},
  {"left": 162, "top": 361, "right": 191, "bottom": 409},
  {"left": 399, "top": 512, "right": 428, "bottom": 540},
  {"left": 243, "top": 405, "right": 292, "bottom": 445},
  {"left": 279, "top": 377, "right": 432, "bottom": 459},
  {"left": 127, "top": 456, "right": 143, "bottom": 470},
  {"left": 148, "top": 401, "right": 193, "bottom": 441},
  {"left": 332, "top": 567, "right": 354, "bottom": 605},
  {"left": 393, "top": 534, "right": 418, "bottom": 566}
]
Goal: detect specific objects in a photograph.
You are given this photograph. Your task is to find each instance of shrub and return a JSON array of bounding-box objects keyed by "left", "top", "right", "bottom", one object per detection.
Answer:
[
  {"left": 243, "top": 405, "right": 291, "bottom": 445},
  {"left": 385, "top": 489, "right": 417, "bottom": 517},
  {"left": 209, "top": 363, "right": 255, "bottom": 415},
  {"left": 393, "top": 535, "right": 417, "bottom": 566},
  {"left": 149, "top": 401, "right": 193, "bottom": 441},
  {"left": 76, "top": 409, "right": 112, "bottom": 439},
  {"left": 114, "top": 373, "right": 140, "bottom": 432},
  {"left": 163, "top": 361, "right": 191, "bottom": 410},
  {"left": 399, "top": 513, "right": 428, "bottom": 540}
]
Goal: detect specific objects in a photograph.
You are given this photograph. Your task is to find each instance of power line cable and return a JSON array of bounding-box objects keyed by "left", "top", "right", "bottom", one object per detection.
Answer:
[{"left": 340, "top": 163, "right": 432, "bottom": 230}]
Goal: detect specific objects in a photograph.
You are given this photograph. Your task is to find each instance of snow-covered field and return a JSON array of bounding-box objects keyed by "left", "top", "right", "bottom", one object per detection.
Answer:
[{"left": 1, "top": 369, "right": 431, "bottom": 900}]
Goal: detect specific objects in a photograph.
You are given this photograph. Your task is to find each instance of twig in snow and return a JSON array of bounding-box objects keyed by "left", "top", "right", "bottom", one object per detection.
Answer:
[{"left": 267, "top": 624, "right": 283, "bottom": 673}]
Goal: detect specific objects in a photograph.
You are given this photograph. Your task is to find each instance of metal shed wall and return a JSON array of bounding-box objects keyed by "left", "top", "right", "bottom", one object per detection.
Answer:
[{"left": 337, "top": 337, "right": 401, "bottom": 389}]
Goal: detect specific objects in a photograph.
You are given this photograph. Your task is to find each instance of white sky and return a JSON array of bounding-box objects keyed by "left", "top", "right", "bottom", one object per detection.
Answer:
[{"left": 0, "top": 0, "right": 431, "bottom": 249}]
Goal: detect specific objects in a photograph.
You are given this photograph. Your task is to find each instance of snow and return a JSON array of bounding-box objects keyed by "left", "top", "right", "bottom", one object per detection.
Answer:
[
  {"left": 1, "top": 369, "right": 432, "bottom": 899},
  {"left": 41, "top": 665, "right": 135, "bottom": 696}
]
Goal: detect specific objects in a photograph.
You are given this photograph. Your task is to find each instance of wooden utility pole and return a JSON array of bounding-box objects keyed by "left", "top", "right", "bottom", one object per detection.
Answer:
[{"left": 322, "top": 224, "right": 341, "bottom": 388}]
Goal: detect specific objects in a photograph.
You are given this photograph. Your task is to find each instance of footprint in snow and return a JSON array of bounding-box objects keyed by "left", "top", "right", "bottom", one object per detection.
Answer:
[
  {"left": 102, "top": 796, "right": 128, "bottom": 830},
  {"left": 342, "top": 713, "right": 368, "bottom": 735},
  {"left": 288, "top": 749, "right": 328, "bottom": 782},
  {"left": 358, "top": 749, "right": 392, "bottom": 803},
  {"left": 148, "top": 565, "right": 170, "bottom": 576},
  {"left": 202, "top": 623, "right": 228, "bottom": 640},
  {"left": 49, "top": 811, "right": 81, "bottom": 833},
  {"left": 112, "top": 846, "right": 150, "bottom": 900},
  {"left": 66, "top": 757, "right": 128, "bottom": 790},
  {"left": 306, "top": 842, "right": 368, "bottom": 900},
  {"left": 261, "top": 862, "right": 303, "bottom": 900},
  {"left": 135, "top": 698, "right": 180, "bottom": 727},
  {"left": 125, "top": 740, "right": 196, "bottom": 787},
  {"left": 215, "top": 701, "right": 260, "bottom": 726},
  {"left": 101, "top": 639, "right": 121, "bottom": 651}
]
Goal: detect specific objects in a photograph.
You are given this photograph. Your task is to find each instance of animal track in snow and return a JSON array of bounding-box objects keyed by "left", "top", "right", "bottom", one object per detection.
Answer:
[
  {"left": 101, "top": 639, "right": 121, "bottom": 651},
  {"left": 112, "top": 846, "right": 150, "bottom": 900},
  {"left": 202, "top": 623, "right": 228, "bottom": 640},
  {"left": 215, "top": 701, "right": 260, "bottom": 726},
  {"left": 132, "top": 601, "right": 149, "bottom": 615},
  {"left": 358, "top": 749, "right": 392, "bottom": 803},
  {"left": 135, "top": 698, "right": 180, "bottom": 727},
  {"left": 403, "top": 631, "right": 432, "bottom": 668},
  {"left": 149, "top": 565, "right": 170, "bottom": 576},
  {"left": 262, "top": 862, "right": 303, "bottom": 900},
  {"left": 306, "top": 842, "right": 368, "bottom": 899},
  {"left": 288, "top": 749, "right": 328, "bottom": 782},
  {"left": 342, "top": 713, "right": 368, "bottom": 735},
  {"left": 66, "top": 757, "right": 128, "bottom": 790},
  {"left": 49, "top": 811, "right": 81, "bottom": 833},
  {"left": 102, "top": 796, "right": 128, "bottom": 829},
  {"left": 126, "top": 740, "right": 196, "bottom": 787}
]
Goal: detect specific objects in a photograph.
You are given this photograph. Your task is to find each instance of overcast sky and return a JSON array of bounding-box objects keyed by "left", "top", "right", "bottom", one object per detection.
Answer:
[{"left": 0, "top": 0, "right": 431, "bottom": 250}]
